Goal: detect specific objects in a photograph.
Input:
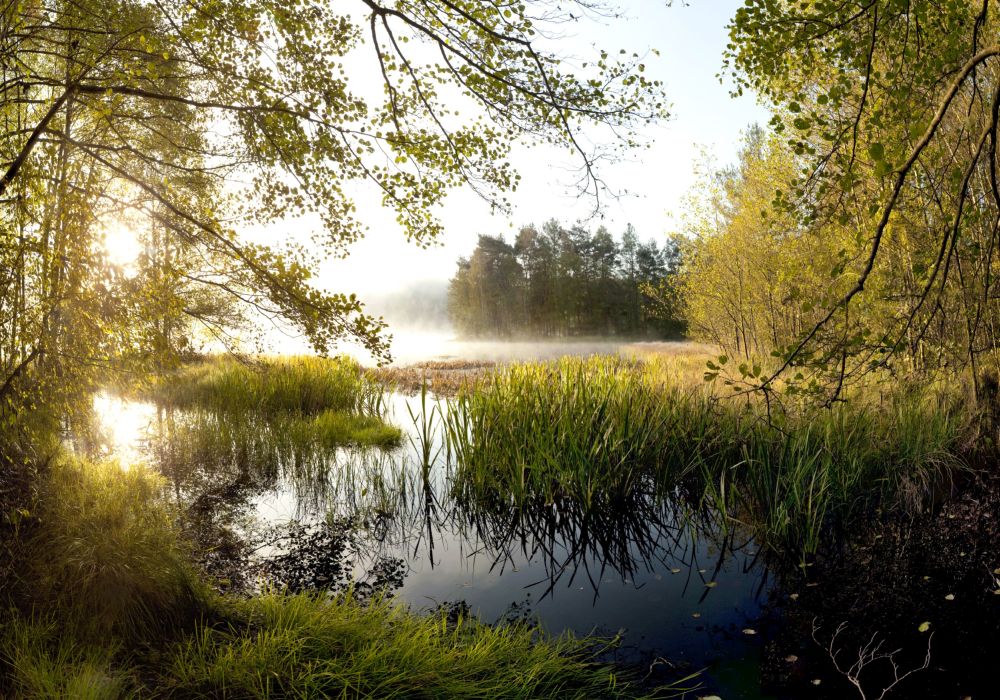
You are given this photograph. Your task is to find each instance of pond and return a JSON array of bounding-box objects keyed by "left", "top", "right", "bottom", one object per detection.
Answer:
[
  {"left": 82, "top": 362, "right": 1000, "bottom": 700},
  {"left": 87, "top": 391, "right": 776, "bottom": 698}
]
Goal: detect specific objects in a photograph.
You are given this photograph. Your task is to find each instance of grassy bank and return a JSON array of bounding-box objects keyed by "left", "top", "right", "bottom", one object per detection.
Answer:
[
  {"left": 142, "top": 356, "right": 402, "bottom": 449},
  {"left": 445, "top": 356, "right": 975, "bottom": 555},
  {"left": 0, "top": 456, "right": 692, "bottom": 698}
]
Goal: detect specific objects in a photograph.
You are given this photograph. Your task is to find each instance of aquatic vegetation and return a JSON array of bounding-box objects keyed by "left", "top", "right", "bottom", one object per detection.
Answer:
[
  {"left": 446, "top": 357, "right": 684, "bottom": 509},
  {"left": 138, "top": 355, "right": 402, "bottom": 453},
  {"left": 369, "top": 359, "right": 496, "bottom": 396},
  {"left": 445, "top": 357, "right": 974, "bottom": 555},
  {"left": 146, "top": 355, "right": 389, "bottom": 418}
]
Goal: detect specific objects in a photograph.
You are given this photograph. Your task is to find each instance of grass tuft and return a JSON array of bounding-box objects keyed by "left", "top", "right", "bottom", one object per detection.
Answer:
[
  {"left": 164, "top": 591, "right": 673, "bottom": 699},
  {"left": 18, "top": 458, "right": 209, "bottom": 641},
  {"left": 147, "top": 355, "right": 387, "bottom": 417}
]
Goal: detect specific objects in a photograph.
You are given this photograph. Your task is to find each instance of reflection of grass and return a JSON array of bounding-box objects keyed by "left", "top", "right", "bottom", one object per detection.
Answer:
[
  {"left": 0, "top": 456, "right": 694, "bottom": 698},
  {"left": 446, "top": 356, "right": 973, "bottom": 555}
]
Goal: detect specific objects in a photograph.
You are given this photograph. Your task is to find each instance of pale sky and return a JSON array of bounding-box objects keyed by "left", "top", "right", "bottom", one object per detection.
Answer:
[{"left": 315, "top": 0, "right": 769, "bottom": 297}]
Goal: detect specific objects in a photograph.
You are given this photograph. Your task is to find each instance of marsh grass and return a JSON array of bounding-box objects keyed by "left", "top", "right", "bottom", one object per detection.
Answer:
[
  {"left": 165, "top": 591, "right": 690, "bottom": 699},
  {"left": 445, "top": 357, "right": 974, "bottom": 555},
  {"left": 141, "top": 355, "right": 402, "bottom": 449},
  {"left": 1, "top": 617, "right": 130, "bottom": 700},
  {"left": 19, "top": 458, "right": 208, "bottom": 641},
  {"left": 147, "top": 355, "right": 388, "bottom": 417}
]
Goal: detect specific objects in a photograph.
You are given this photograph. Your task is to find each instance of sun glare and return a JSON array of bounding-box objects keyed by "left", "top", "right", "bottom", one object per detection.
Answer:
[{"left": 102, "top": 222, "right": 144, "bottom": 271}]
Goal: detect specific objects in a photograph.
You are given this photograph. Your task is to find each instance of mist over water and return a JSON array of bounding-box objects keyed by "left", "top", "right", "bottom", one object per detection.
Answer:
[
  {"left": 330, "top": 280, "right": 698, "bottom": 365},
  {"left": 379, "top": 331, "right": 696, "bottom": 366}
]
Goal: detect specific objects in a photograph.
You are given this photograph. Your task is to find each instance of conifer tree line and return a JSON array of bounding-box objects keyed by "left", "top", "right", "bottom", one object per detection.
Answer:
[{"left": 447, "top": 222, "right": 684, "bottom": 338}]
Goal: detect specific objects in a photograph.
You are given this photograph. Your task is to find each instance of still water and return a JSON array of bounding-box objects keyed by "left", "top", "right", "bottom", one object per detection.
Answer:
[{"left": 88, "top": 388, "right": 775, "bottom": 698}]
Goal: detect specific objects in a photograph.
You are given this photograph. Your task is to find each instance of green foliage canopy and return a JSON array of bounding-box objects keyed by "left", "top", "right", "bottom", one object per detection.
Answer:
[
  {"left": 0, "top": 0, "right": 668, "bottom": 411},
  {"left": 714, "top": 0, "right": 1000, "bottom": 400}
]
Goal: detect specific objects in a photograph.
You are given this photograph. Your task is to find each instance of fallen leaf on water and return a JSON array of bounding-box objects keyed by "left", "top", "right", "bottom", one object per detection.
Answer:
[
  {"left": 789, "top": 593, "right": 799, "bottom": 601},
  {"left": 705, "top": 581, "right": 717, "bottom": 588},
  {"left": 697, "top": 696, "right": 722, "bottom": 700},
  {"left": 945, "top": 593, "right": 955, "bottom": 601},
  {"left": 691, "top": 612, "right": 701, "bottom": 619},
  {"left": 811, "top": 679, "right": 822, "bottom": 686},
  {"left": 918, "top": 621, "right": 932, "bottom": 633},
  {"left": 670, "top": 568, "right": 681, "bottom": 574},
  {"left": 785, "top": 655, "right": 799, "bottom": 663},
  {"left": 742, "top": 628, "right": 756, "bottom": 635}
]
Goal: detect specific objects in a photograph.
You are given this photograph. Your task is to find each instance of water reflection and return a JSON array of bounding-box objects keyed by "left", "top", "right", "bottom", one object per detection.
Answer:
[{"left": 88, "top": 390, "right": 772, "bottom": 680}]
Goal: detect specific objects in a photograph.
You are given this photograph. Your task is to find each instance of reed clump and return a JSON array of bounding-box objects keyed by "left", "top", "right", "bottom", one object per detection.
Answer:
[
  {"left": 142, "top": 355, "right": 402, "bottom": 449},
  {"left": 147, "top": 355, "right": 387, "bottom": 417},
  {"left": 445, "top": 357, "right": 974, "bottom": 555}
]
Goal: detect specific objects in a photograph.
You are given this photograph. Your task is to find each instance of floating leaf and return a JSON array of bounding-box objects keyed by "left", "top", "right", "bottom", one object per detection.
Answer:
[
  {"left": 705, "top": 581, "right": 718, "bottom": 588},
  {"left": 945, "top": 593, "right": 955, "bottom": 601},
  {"left": 918, "top": 621, "right": 931, "bottom": 633},
  {"left": 742, "top": 628, "right": 757, "bottom": 635}
]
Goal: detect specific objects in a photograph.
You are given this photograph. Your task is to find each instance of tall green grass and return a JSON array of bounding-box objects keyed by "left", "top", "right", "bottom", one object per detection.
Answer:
[
  {"left": 1, "top": 617, "right": 131, "bottom": 700},
  {"left": 17, "top": 458, "right": 208, "bottom": 640},
  {"left": 142, "top": 355, "right": 402, "bottom": 449},
  {"left": 444, "top": 357, "right": 973, "bottom": 555},
  {"left": 165, "top": 591, "right": 691, "bottom": 699},
  {"left": 147, "top": 355, "right": 387, "bottom": 417}
]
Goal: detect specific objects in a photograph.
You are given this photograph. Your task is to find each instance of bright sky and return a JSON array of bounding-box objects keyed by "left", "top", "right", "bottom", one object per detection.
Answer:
[{"left": 315, "top": 0, "right": 769, "bottom": 297}]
